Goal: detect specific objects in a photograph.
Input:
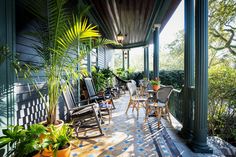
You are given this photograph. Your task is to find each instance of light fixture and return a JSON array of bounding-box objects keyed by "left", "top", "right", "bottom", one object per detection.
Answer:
[{"left": 117, "top": 31, "right": 124, "bottom": 43}]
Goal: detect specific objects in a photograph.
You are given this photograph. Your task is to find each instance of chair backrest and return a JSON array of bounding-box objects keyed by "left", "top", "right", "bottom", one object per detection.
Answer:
[
  {"left": 130, "top": 80, "right": 136, "bottom": 85},
  {"left": 62, "top": 86, "right": 76, "bottom": 112},
  {"left": 146, "top": 82, "right": 152, "bottom": 90},
  {"left": 127, "top": 82, "right": 137, "bottom": 97},
  {"left": 157, "top": 86, "right": 174, "bottom": 103},
  {"left": 84, "top": 77, "right": 96, "bottom": 97}
]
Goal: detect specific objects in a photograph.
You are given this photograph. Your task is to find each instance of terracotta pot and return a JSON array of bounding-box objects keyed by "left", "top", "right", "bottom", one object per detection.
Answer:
[
  {"left": 40, "top": 119, "right": 64, "bottom": 129},
  {"left": 57, "top": 144, "right": 71, "bottom": 157},
  {"left": 41, "top": 147, "right": 53, "bottom": 157},
  {"left": 32, "top": 152, "right": 40, "bottom": 157},
  {"left": 152, "top": 85, "right": 160, "bottom": 91},
  {"left": 40, "top": 120, "right": 65, "bottom": 157}
]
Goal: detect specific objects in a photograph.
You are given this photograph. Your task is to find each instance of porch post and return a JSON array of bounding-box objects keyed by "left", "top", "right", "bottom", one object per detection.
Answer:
[
  {"left": 122, "top": 50, "right": 125, "bottom": 70},
  {"left": 127, "top": 50, "right": 130, "bottom": 69},
  {"left": 0, "top": 0, "right": 15, "bottom": 131},
  {"left": 144, "top": 47, "right": 147, "bottom": 76},
  {"left": 146, "top": 46, "right": 150, "bottom": 80},
  {"left": 180, "top": 0, "right": 195, "bottom": 140},
  {"left": 104, "top": 47, "right": 107, "bottom": 68},
  {"left": 87, "top": 52, "right": 91, "bottom": 73},
  {"left": 96, "top": 48, "right": 99, "bottom": 67},
  {"left": 153, "top": 25, "right": 160, "bottom": 79},
  {"left": 190, "top": 0, "right": 212, "bottom": 153}
]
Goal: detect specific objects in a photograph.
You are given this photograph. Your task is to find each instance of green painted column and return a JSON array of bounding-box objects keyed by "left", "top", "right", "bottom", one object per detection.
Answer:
[
  {"left": 0, "top": 0, "right": 15, "bottom": 156},
  {"left": 0, "top": 0, "right": 15, "bottom": 127},
  {"left": 146, "top": 46, "right": 150, "bottom": 80},
  {"left": 122, "top": 50, "right": 125, "bottom": 70},
  {"left": 144, "top": 47, "right": 147, "bottom": 76},
  {"left": 87, "top": 52, "right": 91, "bottom": 73},
  {"left": 190, "top": 0, "right": 212, "bottom": 153},
  {"left": 153, "top": 25, "right": 160, "bottom": 79},
  {"left": 180, "top": 0, "right": 195, "bottom": 140},
  {"left": 104, "top": 47, "right": 106, "bottom": 68},
  {"left": 127, "top": 50, "right": 130, "bottom": 69},
  {"left": 96, "top": 48, "right": 99, "bottom": 67},
  {"left": 77, "top": 46, "right": 80, "bottom": 102}
]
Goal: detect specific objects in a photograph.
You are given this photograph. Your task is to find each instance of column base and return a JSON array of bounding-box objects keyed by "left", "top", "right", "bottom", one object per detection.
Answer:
[
  {"left": 188, "top": 142, "right": 213, "bottom": 154},
  {"left": 178, "top": 128, "right": 193, "bottom": 141}
]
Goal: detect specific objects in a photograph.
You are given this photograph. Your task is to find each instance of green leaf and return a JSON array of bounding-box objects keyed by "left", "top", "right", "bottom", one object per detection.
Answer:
[{"left": 0, "top": 137, "right": 12, "bottom": 148}]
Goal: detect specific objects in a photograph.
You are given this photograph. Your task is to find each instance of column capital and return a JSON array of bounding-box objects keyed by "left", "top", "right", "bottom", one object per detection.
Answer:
[
  {"left": 153, "top": 23, "right": 161, "bottom": 29},
  {"left": 143, "top": 45, "right": 149, "bottom": 48}
]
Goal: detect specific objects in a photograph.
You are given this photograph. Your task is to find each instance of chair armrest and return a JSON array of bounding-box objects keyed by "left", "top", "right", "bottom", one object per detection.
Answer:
[{"left": 69, "top": 103, "right": 96, "bottom": 112}]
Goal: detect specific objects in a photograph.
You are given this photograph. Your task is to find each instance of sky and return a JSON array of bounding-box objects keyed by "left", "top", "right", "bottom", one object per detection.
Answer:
[{"left": 160, "top": 1, "right": 184, "bottom": 48}]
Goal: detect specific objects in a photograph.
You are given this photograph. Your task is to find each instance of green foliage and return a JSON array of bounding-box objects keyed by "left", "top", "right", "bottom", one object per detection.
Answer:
[
  {"left": 150, "top": 80, "right": 160, "bottom": 86},
  {"left": 0, "top": 123, "right": 74, "bottom": 157},
  {"left": 115, "top": 68, "right": 136, "bottom": 80},
  {"left": 0, "top": 45, "right": 10, "bottom": 65},
  {"left": 148, "top": 70, "right": 184, "bottom": 89},
  {"left": 45, "top": 124, "right": 73, "bottom": 157},
  {"left": 208, "top": 65, "right": 236, "bottom": 143},
  {"left": 0, "top": 124, "right": 47, "bottom": 157},
  {"left": 161, "top": 30, "right": 184, "bottom": 70},
  {"left": 209, "top": 0, "right": 236, "bottom": 56},
  {"left": 100, "top": 67, "right": 114, "bottom": 87},
  {"left": 91, "top": 66, "right": 107, "bottom": 92}
]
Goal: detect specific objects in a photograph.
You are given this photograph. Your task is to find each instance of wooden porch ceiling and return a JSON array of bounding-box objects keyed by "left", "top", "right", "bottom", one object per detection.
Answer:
[{"left": 83, "top": 0, "right": 181, "bottom": 49}]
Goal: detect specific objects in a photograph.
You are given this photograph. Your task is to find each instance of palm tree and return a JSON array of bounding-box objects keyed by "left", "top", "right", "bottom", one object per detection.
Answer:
[{"left": 19, "top": 0, "right": 118, "bottom": 125}]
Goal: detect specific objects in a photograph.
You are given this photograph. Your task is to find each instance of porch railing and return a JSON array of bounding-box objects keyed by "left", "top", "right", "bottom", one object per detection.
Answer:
[{"left": 169, "top": 88, "right": 184, "bottom": 123}]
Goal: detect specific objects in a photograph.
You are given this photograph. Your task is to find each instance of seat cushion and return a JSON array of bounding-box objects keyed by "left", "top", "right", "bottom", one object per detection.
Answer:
[
  {"left": 147, "top": 102, "right": 166, "bottom": 107},
  {"left": 133, "top": 98, "right": 147, "bottom": 102}
]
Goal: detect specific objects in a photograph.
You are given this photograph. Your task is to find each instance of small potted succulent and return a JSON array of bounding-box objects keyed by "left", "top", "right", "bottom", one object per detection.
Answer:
[{"left": 150, "top": 78, "right": 161, "bottom": 91}]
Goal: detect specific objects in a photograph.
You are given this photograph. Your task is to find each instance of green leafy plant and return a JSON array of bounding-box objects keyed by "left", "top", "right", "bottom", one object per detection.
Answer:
[
  {"left": 92, "top": 66, "right": 107, "bottom": 92},
  {"left": 0, "top": 124, "right": 47, "bottom": 157},
  {"left": 0, "top": 45, "right": 10, "bottom": 65},
  {"left": 100, "top": 67, "right": 114, "bottom": 87},
  {"left": 208, "top": 65, "right": 236, "bottom": 145},
  {"left": 44, "top": 124, "right": 73, "bottom": 157},
  {"left": 150, "top": 80, "right": 160, "bottom": 86}
]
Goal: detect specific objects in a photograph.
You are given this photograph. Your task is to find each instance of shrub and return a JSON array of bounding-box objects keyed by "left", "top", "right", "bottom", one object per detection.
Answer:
[{"left": 208, "top": 65, "right": 236, "bottom": 145}]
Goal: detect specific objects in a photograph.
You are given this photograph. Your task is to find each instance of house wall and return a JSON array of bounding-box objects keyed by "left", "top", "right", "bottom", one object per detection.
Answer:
[
  {"left": 0, "top": 0, "right": 15, "bottom": 155},
  {"left": 98, "top": 47, "right": 114, "bottom": 69}
]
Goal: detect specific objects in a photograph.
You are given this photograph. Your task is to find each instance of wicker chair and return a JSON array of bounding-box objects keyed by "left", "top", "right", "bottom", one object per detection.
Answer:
[
  {"left": 126, "top": 82, "right": 147, "bottom": 118},
  {"left": 145, "top": 86, "right": 173, "bottom": 128}
]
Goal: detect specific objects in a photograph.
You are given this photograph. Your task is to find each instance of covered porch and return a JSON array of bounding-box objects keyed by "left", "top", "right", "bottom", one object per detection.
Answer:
[{"left": 1, "top": 0, "right": 236, "bottom": 156}]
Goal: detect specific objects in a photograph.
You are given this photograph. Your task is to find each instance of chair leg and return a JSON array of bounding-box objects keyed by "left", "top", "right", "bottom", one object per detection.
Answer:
[
  {"left": 145, "top": 106, "right": 150, "bottom": 122},
  {"left": 126, "top": 100, "right": 132, "bottom": 114},
  {"left": 136, "top": 102, "right": 139, "bottom": 119},
  {"left": 92, "top": 107, "right": 104, "bottom": 136},
  {"left": 157, "top": 107, "right": 162, "bottom": 129},
  {"left": 132, "top": 102, "right": 136, "bottom": 112},
  {"left": 110, "top": 98, "right": 116, "bottom": 110},
  {"left": 166, "top": 106, "right": 172, "bottom": 126},
  {"left": 109, "top": 109, "right": 112, "bottom": 124}
]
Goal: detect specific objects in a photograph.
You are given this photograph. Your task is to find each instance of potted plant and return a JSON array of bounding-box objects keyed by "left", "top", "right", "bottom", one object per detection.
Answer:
[
  {"left": 0, "top": 124, "right": 47, "bottom": 157},
  {"left": 150, "top": 78, "right": 161, "bottom": 91},
  {"left": 92, "top": 66, "right": 107, "bottom": 95},
  {"left": 100, "top": 67, "right": 114, "bottom": 87},
  {"left": 17, "top": 0, "right": 119, "bottom": 126},
  {"left": 42, "top": 124, "right": 73, "bottom": 157}
]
